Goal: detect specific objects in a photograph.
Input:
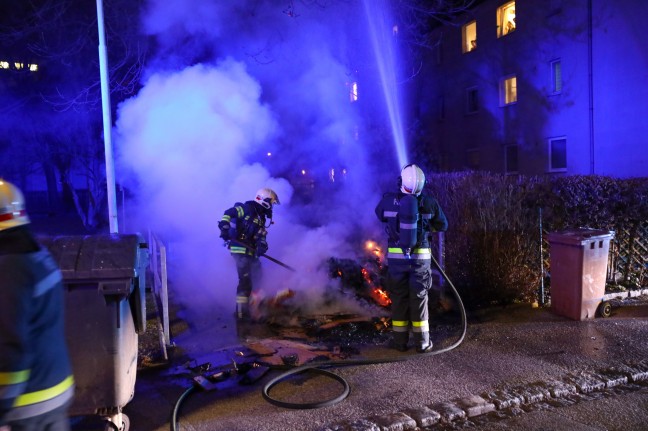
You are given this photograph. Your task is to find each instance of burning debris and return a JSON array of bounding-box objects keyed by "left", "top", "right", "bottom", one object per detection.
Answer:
[
  {"left": 327, "top": 240, "right": 392, "bottom": 308},
  {"left": 236, "top": 243, "right": 394, "bottom": 350}
]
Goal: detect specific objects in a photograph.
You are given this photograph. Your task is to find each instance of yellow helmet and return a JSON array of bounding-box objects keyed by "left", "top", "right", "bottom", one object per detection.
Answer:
[
  {"left": 400, "top": 164, "right": 426, "bottom": 195},
  {"left": 254, "top": 188, "right": 280, "bottom": 210},
  {"left": 0, "top": 180, "right": 30, "bottom": 231}
]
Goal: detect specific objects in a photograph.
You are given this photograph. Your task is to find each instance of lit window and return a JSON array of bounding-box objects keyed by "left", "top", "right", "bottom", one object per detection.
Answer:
[
  {"left": 497, "top": 1, "right": 516, "bottom": 38},
  {"left": 28, "top": 64, "right": 38, "bottom": 72},
  {"left": 505, "top": 144, "right": 518, "bottom": 173},
  {"left": 0, "top": 61, "right": 9, "bottom": 69},
  {"left": 549, "top": 137, "right": 567, "bottom": 171},
  {"left": 551, "top": 59, "right": 562, "bottom": 94},
  {"left": 462, "top": 21, "right": 477, "bottom": 53},
  {"left": 500, "top": 75, "right": 517, "bottom": 105},
  {"left": 466, "top": 87, "right": 478, "bottom": 113},
  {"left": 14, "top": 62, "right": 24, "bottom": 70},
  {"left": 349, "top": 81, "right": 358, "bottom": 102}
]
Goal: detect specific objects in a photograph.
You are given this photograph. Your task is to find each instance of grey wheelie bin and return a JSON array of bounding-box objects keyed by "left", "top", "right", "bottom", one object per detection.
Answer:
[
  {"left": 41, "top": 234, "right": 149, "bottom": 431},
  {"left": 547, "top": 228, "right": 614, "bottom": 321}
]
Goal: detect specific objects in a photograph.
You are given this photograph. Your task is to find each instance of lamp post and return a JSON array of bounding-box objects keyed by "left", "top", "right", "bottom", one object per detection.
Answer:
[{"left": 96, "top": 0, "right": 118, "bottom": 233}]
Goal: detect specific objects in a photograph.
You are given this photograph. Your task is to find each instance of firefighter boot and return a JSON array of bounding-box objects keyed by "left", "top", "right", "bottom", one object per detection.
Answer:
[
  {"left": 414, "top": 331, "right": 433, "bottom": 353},
  {"left": 390, "top": 330, "right": 409, "bottom": 352}
]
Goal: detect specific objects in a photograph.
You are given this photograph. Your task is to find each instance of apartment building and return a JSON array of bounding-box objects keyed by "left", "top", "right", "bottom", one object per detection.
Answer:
[{"left": 414, "top": 0, "right": 648, "bottom": 177}]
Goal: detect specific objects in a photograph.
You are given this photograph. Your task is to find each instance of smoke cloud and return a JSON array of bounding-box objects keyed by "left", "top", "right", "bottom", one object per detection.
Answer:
[{"left": 115, "top": 0, "right": 397, "bottom": 329}]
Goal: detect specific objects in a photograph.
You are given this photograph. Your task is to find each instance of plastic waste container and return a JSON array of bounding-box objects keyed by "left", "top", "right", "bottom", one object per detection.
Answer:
[
  {"left": 547, "top": 228, "right": 614, "bottom": 321},
  {"left": 40, "top": 234, "right": 149, "bottom": 431}
]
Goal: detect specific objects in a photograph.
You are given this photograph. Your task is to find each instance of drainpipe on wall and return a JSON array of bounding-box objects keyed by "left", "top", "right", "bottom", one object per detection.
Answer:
[{"left": 588, "top": 0, "right": 595, "bottom": 174}]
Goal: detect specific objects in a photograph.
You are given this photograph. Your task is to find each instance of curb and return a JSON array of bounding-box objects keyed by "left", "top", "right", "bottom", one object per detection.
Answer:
[{"left": 320, "top": 359, "right": 648, "bottom": 431}]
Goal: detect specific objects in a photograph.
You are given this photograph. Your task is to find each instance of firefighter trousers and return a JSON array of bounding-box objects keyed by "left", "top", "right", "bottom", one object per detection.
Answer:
[
  {"left": 232, "top": 253, "right": 262, "bottom": 318},
  {"left": 386, "top": 259, "right": 433, "bottom": 345}
]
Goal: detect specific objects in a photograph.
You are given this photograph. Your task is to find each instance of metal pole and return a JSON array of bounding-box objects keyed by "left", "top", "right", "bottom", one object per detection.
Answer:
[
  {"left": 96, "top": 0, "right": 119, "bottom": 233},
  {"left": 539, "top": 207, "right": 545, "bottom": 305}
]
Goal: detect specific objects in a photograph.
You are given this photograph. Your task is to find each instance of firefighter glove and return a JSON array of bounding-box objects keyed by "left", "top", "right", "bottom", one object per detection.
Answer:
[
  {"left": 218, "top": 221, "right": 231, "bottom": 240},
  {"left": 256, "top": 240, "right": 268, "bottom": 257}
]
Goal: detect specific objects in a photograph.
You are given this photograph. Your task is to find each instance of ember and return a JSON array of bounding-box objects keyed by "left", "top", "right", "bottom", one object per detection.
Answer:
[{"left": 328, "top": 254, "right": 391, "bottom": 308}]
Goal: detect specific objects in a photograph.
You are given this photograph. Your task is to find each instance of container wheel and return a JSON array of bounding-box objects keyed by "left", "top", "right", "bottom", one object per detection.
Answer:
[
  {"left": 597, "top": 301, "right": 612, "bottom": 318},
  {"left": 104, "top": 413, "right": 130, "bottom": 431}
]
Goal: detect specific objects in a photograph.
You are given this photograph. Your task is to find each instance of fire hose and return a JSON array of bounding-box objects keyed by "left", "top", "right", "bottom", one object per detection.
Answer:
[
  {"left": 170, "top": 254, "right": 467, "bottom": 429},
  {"left": 261, "top": 253, "right": 467, "bottom": 409}
]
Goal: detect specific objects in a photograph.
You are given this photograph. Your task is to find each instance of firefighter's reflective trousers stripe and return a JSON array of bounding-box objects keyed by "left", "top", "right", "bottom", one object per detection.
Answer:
[
  {"left": 392, "top": 319, "right": 430, "bottom": 332},
  {"left": 4, "top": 375, "right": 74, "bottom": 422},
  {"left": 387, "top": 247, "right": 431, "bottom": 260},
  {"left": 392, "top": 320, "right": 430, "bottom": 332}
]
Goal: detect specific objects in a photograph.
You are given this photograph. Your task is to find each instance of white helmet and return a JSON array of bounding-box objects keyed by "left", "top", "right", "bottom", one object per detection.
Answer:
[
  {"left": 254, "top": 188, "right": 280, "bottom": 210},
  {"left": 0, "top": 180, "right": 30, "bottom": 231},
  {"left": 400, "top": 164, "right": 426, "bottom": 195}
]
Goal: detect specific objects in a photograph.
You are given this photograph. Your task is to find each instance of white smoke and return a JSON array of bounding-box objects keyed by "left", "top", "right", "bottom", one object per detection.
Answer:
[{"left": 115, "top": 1, "right": 395, "bottom": 328}]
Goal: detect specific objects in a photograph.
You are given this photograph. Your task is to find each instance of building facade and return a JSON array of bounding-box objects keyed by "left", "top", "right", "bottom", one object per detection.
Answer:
[{"left": 415, "top": 0, "right": 648, "bottom": 178}]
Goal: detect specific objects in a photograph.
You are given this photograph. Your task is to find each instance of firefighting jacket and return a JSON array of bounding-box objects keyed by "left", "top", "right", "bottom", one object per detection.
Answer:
[
  {"left": 0, "top": 249, "right": 75, "bottom": 425},
  {"left": 219, "top": 200, "right": 268, "bottom": 257},
  {"left": 375, "top": 191, "right": 448, "bottom": 261}
]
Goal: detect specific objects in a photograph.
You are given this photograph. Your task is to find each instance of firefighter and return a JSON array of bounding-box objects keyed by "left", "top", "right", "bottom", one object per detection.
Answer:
[
  {"left": 375, "top": 164, "right": 448, "bottom": 353},
  {"left": 219, "top": 188, "right": 280, "bottom": 320},
  {"left": 0, "top": 180, "right": 75, "bottom": 430}
]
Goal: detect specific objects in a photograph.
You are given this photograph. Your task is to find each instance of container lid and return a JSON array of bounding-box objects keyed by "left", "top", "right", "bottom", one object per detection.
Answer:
[
  {"left": 40, "top": 234, "right": 142, "bottom": 281},
  {"left": 547, "top": 228, "right": 614, "bottom": 246}
]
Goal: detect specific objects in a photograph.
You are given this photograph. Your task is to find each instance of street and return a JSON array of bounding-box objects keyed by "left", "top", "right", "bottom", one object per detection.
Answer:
[{"left": 103, "top": 295, "right": 648, "bottom": 431}]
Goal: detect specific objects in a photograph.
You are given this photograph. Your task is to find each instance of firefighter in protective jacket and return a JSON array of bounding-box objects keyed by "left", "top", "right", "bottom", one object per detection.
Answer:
[
  {"left": 219, "top": 188, "right": 280, "bottom": 320},
  {"left": 375, "top": 164, "right": 448, "bottom": 353},
  {"left": 0, "top": 180, "right": 75, "bottom": 430}
]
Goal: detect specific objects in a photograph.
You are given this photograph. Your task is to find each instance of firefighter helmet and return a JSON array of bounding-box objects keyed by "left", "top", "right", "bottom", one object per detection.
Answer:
[
  {"left": 0, "top": 180, "right": 30, "bottom": 231},
  {"left": 400, "top": 164, "right": 426, "bottom": 195},
  {"left": 254, "top": 188, "right": 280, "bottom": 210}
]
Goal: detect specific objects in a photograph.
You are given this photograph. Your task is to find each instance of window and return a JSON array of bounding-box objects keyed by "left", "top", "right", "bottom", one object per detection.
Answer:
[
  {"left": 505, "top": 144, "right": 518, "bottom": 173},
  {"left": 349, "top": 81, "right": 358, "bottom": 102},
  {"left": 549, "top": 137, "right": 567, "bottom": 171},
  {"left": 500, "top": 75, "right": 517, "bottom": 105},
  {"left": 466, "top": 87, "right": 478, "bottom": 113},
  {"left": 462, "top": 21, "right": 477, "bottom": 53},
  {"left": 550, "top": 59, "right": 562, "bottom": 94},
  {"left": 497, "top": 1, "right": 516, "bottom": 38}
]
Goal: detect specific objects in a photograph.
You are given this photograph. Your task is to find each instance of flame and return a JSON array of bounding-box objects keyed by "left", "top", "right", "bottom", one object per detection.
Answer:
[
  {"left": 372, "top": 287, "right": 392, "bottom": 306},
  {"left": 361, "top": 262, "right": 391, "bottom": 307},
  {"left": 364, "top": 240, "right": 384, "bottom": 262}
]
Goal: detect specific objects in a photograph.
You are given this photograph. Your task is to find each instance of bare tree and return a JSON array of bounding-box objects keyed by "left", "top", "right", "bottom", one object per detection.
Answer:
[{"left": 0, "top": 0, "right": 148, "bottom": 230}]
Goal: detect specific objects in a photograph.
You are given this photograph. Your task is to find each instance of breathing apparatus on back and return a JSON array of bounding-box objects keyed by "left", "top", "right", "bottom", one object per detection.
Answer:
[{"left": 397, "top": 164, "right": 426, "bottom": 258}]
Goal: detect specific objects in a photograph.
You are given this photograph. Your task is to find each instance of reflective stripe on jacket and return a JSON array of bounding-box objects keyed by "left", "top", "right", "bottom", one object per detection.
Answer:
[
  {"left": 387, "top": 247, "right": 432, "bottom": 260},
  {"left": 220, "top": 201, "right": 267, "bottom": 257},
  {"left": 374, "top": 191, "right": 448, "bottom": 257},
  {"left": 0, "top": 249, "right": 75, "bottom": 423}
]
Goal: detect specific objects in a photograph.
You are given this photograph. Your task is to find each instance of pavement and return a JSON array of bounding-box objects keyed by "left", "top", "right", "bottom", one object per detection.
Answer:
[{"left": 69, "top": 291, "right": 648, "bottom": 431}]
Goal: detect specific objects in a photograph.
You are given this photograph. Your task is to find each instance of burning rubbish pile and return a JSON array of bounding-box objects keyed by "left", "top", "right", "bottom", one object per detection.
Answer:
[{"left": 242, "top": 240, "right": 394, "bottom": 347}]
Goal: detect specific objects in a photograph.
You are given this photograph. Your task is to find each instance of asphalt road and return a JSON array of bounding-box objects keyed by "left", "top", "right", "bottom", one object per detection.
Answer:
[{"left": 71, "top": 295, "right": 648, "bottom": 431}]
